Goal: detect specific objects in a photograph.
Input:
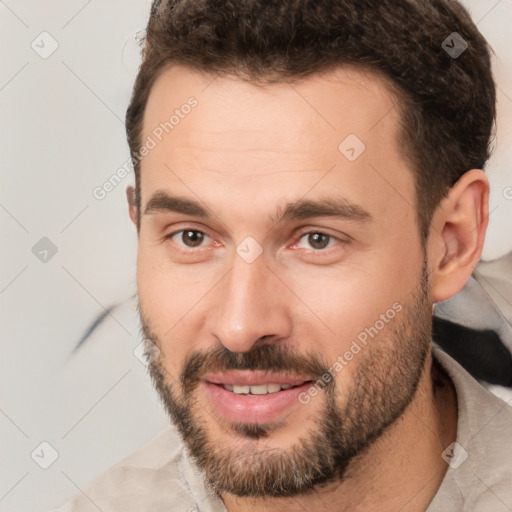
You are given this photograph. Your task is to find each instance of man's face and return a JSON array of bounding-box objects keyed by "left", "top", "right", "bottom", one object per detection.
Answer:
[{"left": 135, "top": 65, "right": 432, "bottom": 496}]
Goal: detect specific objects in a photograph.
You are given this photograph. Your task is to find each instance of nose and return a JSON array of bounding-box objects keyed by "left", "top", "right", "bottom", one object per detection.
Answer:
[{"left": 212, "top": 255, "right": 292, "bottom": 353}]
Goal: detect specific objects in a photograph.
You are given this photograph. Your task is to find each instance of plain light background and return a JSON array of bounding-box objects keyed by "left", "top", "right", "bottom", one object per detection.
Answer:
[{"left": 1, "top": 1, "right": 511, "bottom": 511}]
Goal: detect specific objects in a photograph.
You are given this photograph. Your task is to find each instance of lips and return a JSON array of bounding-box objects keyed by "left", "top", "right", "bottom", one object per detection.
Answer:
[
  {"left": 204, "top": 370, "right": 311, "bottom": 387},
  {"left": 202, "top": 371, "right": 314, "bottom": 424}
]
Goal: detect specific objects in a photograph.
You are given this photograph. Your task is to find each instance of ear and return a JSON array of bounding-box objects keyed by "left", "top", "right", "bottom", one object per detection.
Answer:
[
  {"left": 427, "top": 169, "right": 489, "bottom": 303},
  {"left": 126, "top": 186, "right": 138, "bottom": 227}
]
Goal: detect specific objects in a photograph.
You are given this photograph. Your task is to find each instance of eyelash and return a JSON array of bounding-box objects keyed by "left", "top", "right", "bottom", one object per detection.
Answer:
[{"left": 165, "top": 228, "right": 343, "bottom": 253}]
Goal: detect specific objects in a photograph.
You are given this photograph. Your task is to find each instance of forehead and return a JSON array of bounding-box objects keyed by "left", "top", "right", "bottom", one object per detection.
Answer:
[
  {"left": 139, "top": 64, "right": 415, "bottom": 227},
  {"left": 142, "top": 64, "right": 400, "bottom": 155}
]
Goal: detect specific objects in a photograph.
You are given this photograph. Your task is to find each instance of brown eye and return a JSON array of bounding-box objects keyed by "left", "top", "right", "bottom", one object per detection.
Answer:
[
  {"left": 296, "top": 232, "right": 337, "bottom": 251},
  {"left": 182, "top": 230, "right": 204, "bottom": 247},
  {"left": 308, "top": 233, "right": 331, "bottom": 249},
  {"left": 168, "top": 229, "right": 210, "bottom": 248}
]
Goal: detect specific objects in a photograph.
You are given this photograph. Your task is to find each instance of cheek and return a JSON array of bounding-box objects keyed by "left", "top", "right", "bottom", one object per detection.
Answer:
[
  {"left": 137, "top": 250, "right": 169, "bottom": 325},
  {"left": 284, "top": 249, "right": 419, "bottom": 368},
  {"left": 137, "top": 242, "right": 196, "bottom": 323},
  {"left": 136, "top": 251, "right": 186, "bottom": 370},
  {"left": 136, "top": 245, "right": 219, "bottom": 377}
]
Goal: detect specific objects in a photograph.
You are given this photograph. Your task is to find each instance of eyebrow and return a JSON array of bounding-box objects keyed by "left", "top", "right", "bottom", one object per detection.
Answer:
[{"left": 144, "top": 190, "right": 372, "bottom": 225}]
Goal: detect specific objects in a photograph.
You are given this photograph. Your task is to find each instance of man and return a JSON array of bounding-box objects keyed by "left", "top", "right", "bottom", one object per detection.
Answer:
[{"left": 55, "top": 0, "right": 512, "bottom": 510}]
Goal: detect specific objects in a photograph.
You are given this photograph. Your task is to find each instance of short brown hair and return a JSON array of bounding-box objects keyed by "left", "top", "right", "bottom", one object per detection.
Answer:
[{"left": 126, "top": 0, "right": 496, "bottom": 240}]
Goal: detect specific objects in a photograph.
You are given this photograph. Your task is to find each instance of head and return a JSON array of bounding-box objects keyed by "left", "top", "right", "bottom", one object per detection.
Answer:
[{"left": 125, "top": 0, "right": 494, "bottom": 499}]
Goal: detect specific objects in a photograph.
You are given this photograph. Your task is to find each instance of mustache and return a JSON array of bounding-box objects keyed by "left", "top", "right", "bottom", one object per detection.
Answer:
[{"left": 179, "top": 343, "right": 331, "bottom": 394}]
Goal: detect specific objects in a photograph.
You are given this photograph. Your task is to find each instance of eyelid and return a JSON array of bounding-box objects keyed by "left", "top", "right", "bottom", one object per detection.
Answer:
[
  {"left": 292, "top": 227, "right": 348, "bottom": 245},
  {"left": 166, "top": 227, "right": 210, "bottom": 238},
  {"left": 164, "top": 226, "right": 217, "bottom": 249},
  {"left": 290, "top": 228, "right": 348, "bottom": 253},
  {"left": 163, "top": 220, "right": 213, "bottom": 238}
]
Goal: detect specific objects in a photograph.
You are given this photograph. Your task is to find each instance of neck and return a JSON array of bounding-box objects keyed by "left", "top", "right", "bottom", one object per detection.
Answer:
[{"left": 221, "top": 349, "right": 458, "bottom": 512}]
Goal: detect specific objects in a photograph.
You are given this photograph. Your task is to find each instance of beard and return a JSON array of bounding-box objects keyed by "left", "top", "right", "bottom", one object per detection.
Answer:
[{"left": 139, "top": 265, "right": 432, "bottom": 498}]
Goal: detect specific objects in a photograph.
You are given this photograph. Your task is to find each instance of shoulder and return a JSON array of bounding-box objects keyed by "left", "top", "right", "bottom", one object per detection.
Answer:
[
  {"left": 429, "top": 347, "right": 512, "bottom": 511},
  {"left": 433, "top": 346, "right": 512, "bottom": 443},
  {"left": 51, "top": 428, "right": 200, "bottom": 512}
]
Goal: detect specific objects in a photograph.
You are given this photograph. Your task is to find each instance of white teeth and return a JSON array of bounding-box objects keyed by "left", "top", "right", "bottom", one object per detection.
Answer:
[
  {"left": 250, "top": 384, "right": 268, "bottom": 395},
  {"left": 223, "top": 383, "right": 297, "bottom": 394},
  {"left": 266, "top": 384, "right": 282, "bottom": 393},
  {"left": 233, "top": 385, "right": 250, "bottom": 394}
]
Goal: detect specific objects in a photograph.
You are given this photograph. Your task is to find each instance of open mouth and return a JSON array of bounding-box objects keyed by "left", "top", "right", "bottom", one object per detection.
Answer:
[
  {"left": 217, "top": 382, "right": 311, "bottom": 395},
  {"left": 203, "top": 376, "right": 315, "bottom": 424}
]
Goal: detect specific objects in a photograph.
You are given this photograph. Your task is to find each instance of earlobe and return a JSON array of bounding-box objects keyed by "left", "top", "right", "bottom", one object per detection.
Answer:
[
  {"left": 429, "top": 169, "right": 489, "bottom": 303},
  {"left": 126, "top": 186, "right": 138, "bottom": 226}
]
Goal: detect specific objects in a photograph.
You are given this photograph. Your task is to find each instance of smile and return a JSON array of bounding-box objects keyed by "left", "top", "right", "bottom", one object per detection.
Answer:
[
  {"left": 202, "top": 372, "right": 315, "bottom": 424},
  {"left": 221, "top": 383, "right": 304, "bottom": 394}
]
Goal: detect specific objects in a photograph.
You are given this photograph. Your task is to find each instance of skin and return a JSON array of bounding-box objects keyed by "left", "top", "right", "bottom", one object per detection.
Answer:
[{"left": 127, "top": 64, "right": 489, "bottom": 511}]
